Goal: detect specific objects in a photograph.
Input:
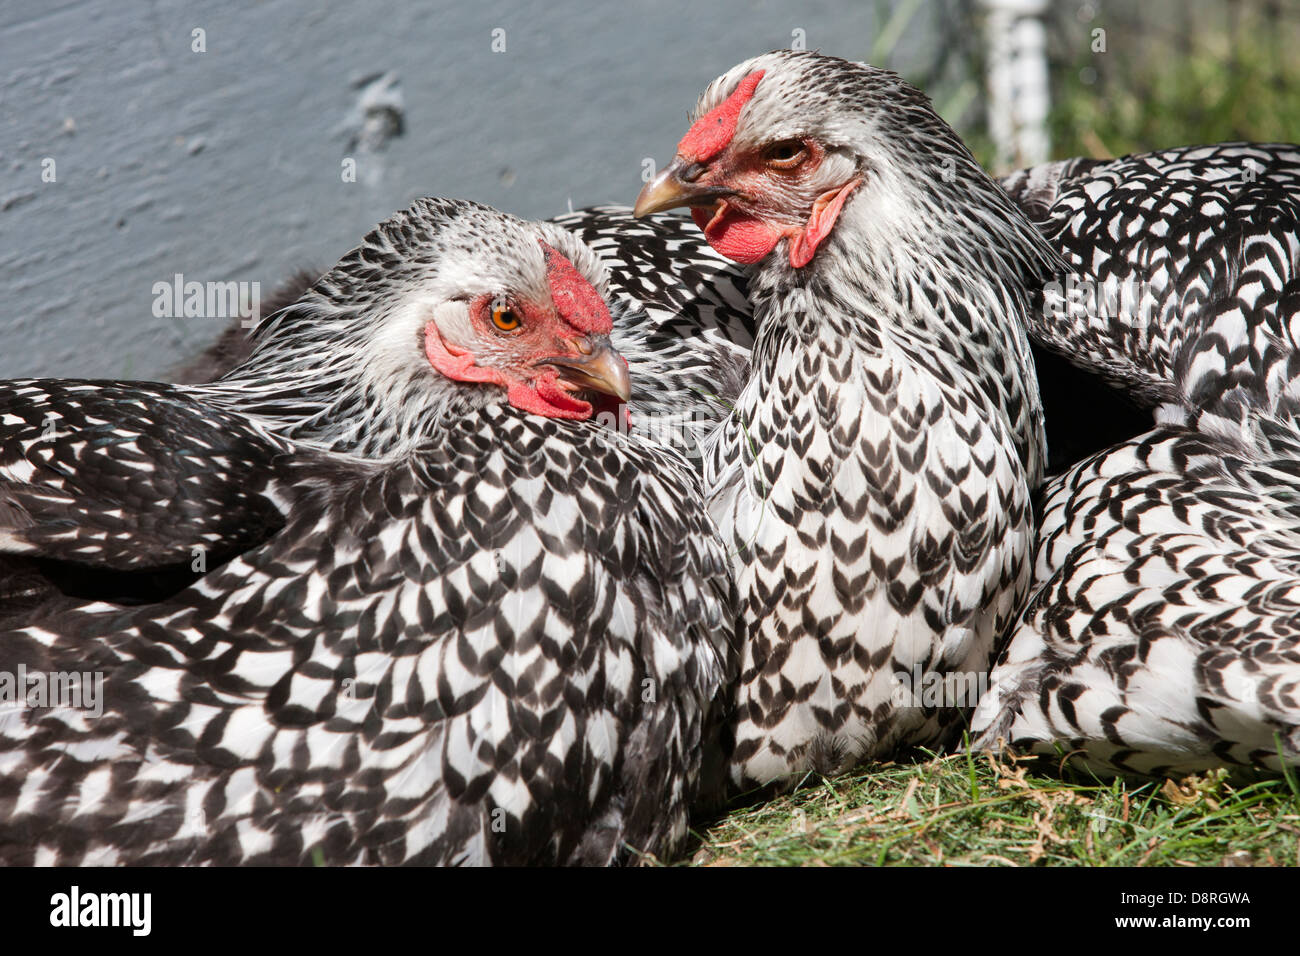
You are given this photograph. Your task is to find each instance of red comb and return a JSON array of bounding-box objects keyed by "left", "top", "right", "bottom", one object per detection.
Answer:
[
  {"left": 539, "top": 241, "right": 612, "bottom": 335},
  {"left": 676, "top": 70, "right": 765, "bottom": 163}
]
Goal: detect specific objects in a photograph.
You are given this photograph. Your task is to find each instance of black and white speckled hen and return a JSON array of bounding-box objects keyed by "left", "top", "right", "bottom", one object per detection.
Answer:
[
  {"left": 0, "top": 199, "right": 736, "bottom": 865},
  {"left": 633, "top": 51, "right": 1055, "bottom": 788},
  {"left": 973, "top": 406, "right": 1300, "bottom": 775},
  {"left": 974, "top": 145, "right": 1300, "bottom": 774},
  {"left": 134, "top": 73, "right": 1300, "bottom": 786}
]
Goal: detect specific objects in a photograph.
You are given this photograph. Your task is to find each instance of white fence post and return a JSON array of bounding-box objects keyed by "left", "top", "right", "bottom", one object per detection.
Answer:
[{"left": 981, "top": 0, "right": 1051, "bottom": 169}]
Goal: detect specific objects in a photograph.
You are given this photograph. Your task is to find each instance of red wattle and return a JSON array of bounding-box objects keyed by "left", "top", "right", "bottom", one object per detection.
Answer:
[
  {"left": 515, "top": 374, "right": 592, "bottom": 419},
  {"left": 790, "top": 179, "right": 861, "bottom": 268},
  {"left": 587, "top": 393, "right": 628, "bottom": 429},
  {"left": 694, "top": 206, "right": 782, "bottom": 264}
]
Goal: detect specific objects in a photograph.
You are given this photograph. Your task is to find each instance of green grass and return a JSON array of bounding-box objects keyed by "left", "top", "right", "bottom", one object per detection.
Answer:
[{"left": 677, "top": 745, "right": 1300, "bottom": 867}]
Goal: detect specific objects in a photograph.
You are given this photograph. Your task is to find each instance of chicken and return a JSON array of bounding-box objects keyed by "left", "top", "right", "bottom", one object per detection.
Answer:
[
  {"left": 0, "top": 199, "right": 736, "bottom": 864},
  {"left": 633, "top": 51, "right": 1053, "bottom": 788}
]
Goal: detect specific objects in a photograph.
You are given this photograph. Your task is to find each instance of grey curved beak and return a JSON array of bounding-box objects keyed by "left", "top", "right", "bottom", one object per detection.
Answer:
[
  {"left": 633, "top": 159, "right": 731, "bottom": 218},
  {"left": 544, "top": 340, "right": 632, "bottom": 403}
]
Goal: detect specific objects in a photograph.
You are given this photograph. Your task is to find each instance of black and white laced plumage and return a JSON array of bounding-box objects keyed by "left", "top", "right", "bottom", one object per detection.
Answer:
[
  {"left": 973, "top": 409, "right": 1300, "bottom": 774},
  {"left": 634, "top": 50, "right": 1057, "bottom": 788},
  {"left": 0, "top": 381, "right": 293, "bottom": 622},
  {"left": 0, "top": 200, "right": 736, "bottom": 864},
  {"left": 974, "top": 143, "right": 1300, "bottom": 773},
  {"left": 1002, "top": 142, "right": 1300, "bottom": 426}
]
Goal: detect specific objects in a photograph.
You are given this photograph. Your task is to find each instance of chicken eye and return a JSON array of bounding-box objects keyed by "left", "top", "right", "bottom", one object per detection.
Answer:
[
  {"left": 764, "top": 139, "right": 807, "bottom": 169},
  {"left": 491, "top": 306, "right": 522, "bottom": 331}
]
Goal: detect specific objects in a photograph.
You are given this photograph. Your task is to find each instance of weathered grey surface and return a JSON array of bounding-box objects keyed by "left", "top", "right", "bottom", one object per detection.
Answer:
[{"left": 1, "top": 0, "right": 885, "bottom": 379}]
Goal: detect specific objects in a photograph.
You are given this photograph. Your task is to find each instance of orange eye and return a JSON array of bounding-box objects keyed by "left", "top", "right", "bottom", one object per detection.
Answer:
[
  {"left": 764, "top": 139, "right": 807, "bottom": 169},
  {"left": 491, "top": 306, "right": 521, "bottom": 331}
]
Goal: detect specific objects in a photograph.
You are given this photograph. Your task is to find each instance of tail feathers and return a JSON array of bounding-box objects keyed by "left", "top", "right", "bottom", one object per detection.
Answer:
[{"left": 975, "top": 626, "right": 1300, "bottom": 775}]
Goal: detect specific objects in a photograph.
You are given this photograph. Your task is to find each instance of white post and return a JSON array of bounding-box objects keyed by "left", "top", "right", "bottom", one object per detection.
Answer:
[{"left": 981, "top": 0, "right": 1051, "bottom": 170}]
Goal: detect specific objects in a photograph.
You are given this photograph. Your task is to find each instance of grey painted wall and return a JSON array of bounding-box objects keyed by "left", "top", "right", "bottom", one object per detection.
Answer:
[{"left": 1, "top": 0, "right": 895, "bottom": 380}]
